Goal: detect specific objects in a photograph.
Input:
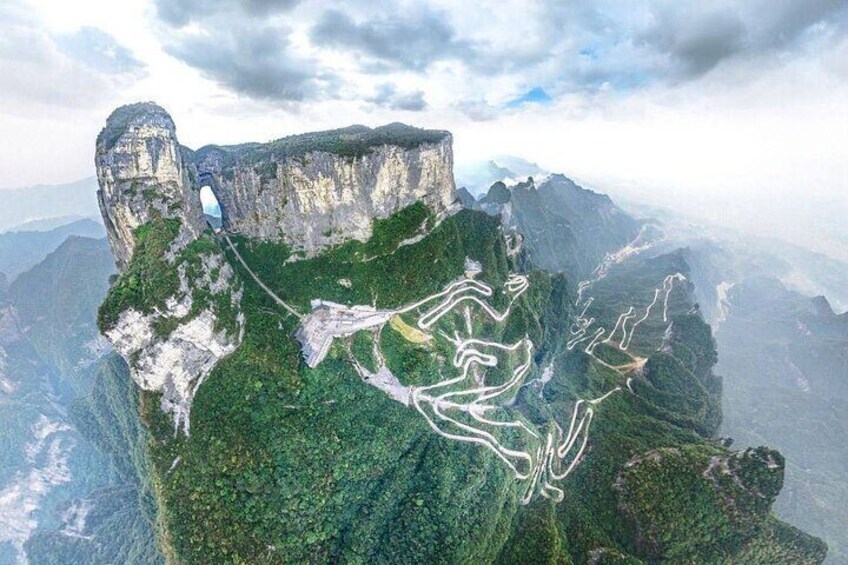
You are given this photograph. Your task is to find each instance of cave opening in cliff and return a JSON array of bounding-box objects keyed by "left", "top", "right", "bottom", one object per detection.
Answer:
[{"left": 200, "top": 185, "right": 222, "bottom": 230}]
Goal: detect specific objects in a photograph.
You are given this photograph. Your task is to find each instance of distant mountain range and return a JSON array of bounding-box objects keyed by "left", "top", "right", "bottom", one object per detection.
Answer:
[
  {"left": 1, "top": 131, "right": 840, "bottom": 563},
  {"left": 455, "top": 155, "right": 548, "bottom": 197},
  {"left": 715, "top": 277, "right": 848, "bottom": 563},
  {"left": 0, "top": 218, "right": 105, "bottom": 283},
  {"left": 0, "top": 177, "right": 101, "bottom": 234}
]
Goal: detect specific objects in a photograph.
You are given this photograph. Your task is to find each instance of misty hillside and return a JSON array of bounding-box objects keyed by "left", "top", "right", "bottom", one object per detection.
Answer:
[
  {"left": 0, "top": 178, "right": 101, "bottom": 234},
  {"left": 0, "top": 235, "right": 160, "bottom": 564},
  {"left": 469, "top": 174, "right": 644, "bottom": 279},
  {"left": 0, "top": 219, "right": 106, "bottom": 282},
  {"left": 717, "top": 277, "right": 848, "bottom": 563}
]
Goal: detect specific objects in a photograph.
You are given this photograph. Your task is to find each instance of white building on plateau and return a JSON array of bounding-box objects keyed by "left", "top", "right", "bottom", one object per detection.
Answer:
[{"left": 295, "top": 299, "right": 393, "bottom": 368}]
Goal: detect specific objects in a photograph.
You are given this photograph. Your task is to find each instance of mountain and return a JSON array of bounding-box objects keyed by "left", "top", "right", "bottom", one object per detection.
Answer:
[
  {"left": 0, "top": 177, "right": 101, "bottom": 234},
  {"left": 470, "top": 174, "right": 646, "bottom": 279},
  {"left": 0, "top": 235, "right": 160, "bottom": 564},
  {"left": 96, "top": 102, "right": 456, "bottom": 269},
  {"left": 0, "top": 218, "right": 105, "bottom": 282},
  {"left": 90, "top": 102, "right": 826, "bottom": 563},
  {"left": 454, "top": 155, "right": 547, "bottom": 196},
  {"left": 715, "top": 278, "right": 848, "bottom": 563},
  {"left": 622, "top": 207, "right": 848, "bottom": 564}
]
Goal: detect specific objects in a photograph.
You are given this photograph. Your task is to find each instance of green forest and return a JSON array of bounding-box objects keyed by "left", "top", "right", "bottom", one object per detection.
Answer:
[{"left": 100, "top": 204, "right": 827, "bottom": 563}]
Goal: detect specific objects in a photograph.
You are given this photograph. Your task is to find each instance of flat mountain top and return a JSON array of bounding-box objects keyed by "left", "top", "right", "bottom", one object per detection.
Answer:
[{"left": 195, "top": 121, "right": 450, "bottom": 163}]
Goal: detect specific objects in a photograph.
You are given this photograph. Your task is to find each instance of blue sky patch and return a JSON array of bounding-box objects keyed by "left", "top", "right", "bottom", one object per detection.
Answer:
[{"left": 507, "top": 87, "right": 553, "bottom": 108}]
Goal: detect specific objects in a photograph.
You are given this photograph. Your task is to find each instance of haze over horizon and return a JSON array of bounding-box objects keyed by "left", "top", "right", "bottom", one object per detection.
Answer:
[
  {"left": 2, "top": 0, "right": 846, "bottom": 257},
  {"left": 1, "top": 3, "right": 847, "bottom": 563}
]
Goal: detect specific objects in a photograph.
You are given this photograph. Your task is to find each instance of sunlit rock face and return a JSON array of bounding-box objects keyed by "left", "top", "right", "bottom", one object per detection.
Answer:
[
  {"left": 94, "top": 102, "right": 457, "bottom": 432},
  {"left": 97, "top": 102, "right": 458, "bottom": 263},
  {"left": 95, "top": 102, "right": 206, "bottom": 271},
  {"left": 192, "top": 128, "right": 457, "bottom": 256}
]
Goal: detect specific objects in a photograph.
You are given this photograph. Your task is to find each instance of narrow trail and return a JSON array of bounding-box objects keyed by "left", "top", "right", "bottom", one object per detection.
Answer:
[
  {"left": 341, "top": 269, "right": 616, "bottom": 503},
  {"left": 568, "top": 270, "right": 685, "bottom": 377},
  {"left": 222, "top": 234, "right": 303, "bottom": 319}
]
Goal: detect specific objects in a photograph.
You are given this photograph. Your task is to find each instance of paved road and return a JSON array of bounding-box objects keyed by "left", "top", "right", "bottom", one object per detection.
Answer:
[{"left": 224, "top": 240, "right": 626, "bottom": 503}]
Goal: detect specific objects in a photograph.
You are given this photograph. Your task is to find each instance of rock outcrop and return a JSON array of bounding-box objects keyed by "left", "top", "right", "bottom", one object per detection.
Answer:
[
  {"left": 94, "top": 102, "right": 458, "bottom": 432},
  {"left": 192, "top": 124, "right": 457, "bottom": 255},
  {"left": 95, "top": 102, "right": 206, "bottom": 271}
]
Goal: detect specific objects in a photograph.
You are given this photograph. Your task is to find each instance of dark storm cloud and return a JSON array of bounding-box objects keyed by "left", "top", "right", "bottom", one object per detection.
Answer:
[
  {"left": 638, "top": 0, "right": 848, "bottom": 80},
  {"left": 154, "top": 0, "right": 337, "bottom": 103},
  {"left": 310, "top": 8, "right": 474, "bottom": 71},
  {"left": 639, "top": 10, "right": 748, "bottom": 78},
  {"left": 367, "top": 84, "right": 427, "bottom": 111},
  {"left": 164, "top": 24, "right": 336, "bottom": 102},
  {"left": 154, "top": 0, "right": 301, "bottom": 27},
  {"left": 757, "top": 0, "right": 847, "bottom": 47}
]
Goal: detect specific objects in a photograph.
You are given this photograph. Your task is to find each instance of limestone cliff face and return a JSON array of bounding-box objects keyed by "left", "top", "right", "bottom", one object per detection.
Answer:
[
  {"left": 95, "top": 103, "right": 244, "bottom": 433},
  {"left": 95, "top": 102, "right": 206, "bottom": 271},
  {"left": 94, "top": 102, "right": 457, "bottom": 432},
  {"left": 103, "top": 254, "right": 243, "bottom": 435},
  {"left": 193, "top": 130, "right": 457, "bottom": 254}
]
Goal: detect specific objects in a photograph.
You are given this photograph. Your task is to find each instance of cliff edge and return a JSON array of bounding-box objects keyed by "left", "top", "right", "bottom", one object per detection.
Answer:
[{"left": 93, "top": 102, "right": 458, "bottom": 433}]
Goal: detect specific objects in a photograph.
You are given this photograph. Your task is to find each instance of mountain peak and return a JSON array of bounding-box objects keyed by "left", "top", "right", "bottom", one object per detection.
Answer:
[
  {"left": 96, "top": 103, "right": 458, "bottom": 267},
  {"left": 96, "top": 102, "right": 176, "bottom": 153}
]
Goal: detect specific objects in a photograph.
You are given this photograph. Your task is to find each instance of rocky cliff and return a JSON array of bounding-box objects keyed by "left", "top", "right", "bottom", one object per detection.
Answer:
[
  {"left": 95, "top": 103, "right": 244, "bottom": 434},
  {"left": 191, "top": 123, "right": 457, "bottom": 254},
  {"left": 94, "top": 103, "right": 458, "bottom": 433},
  {"left": 97, "top": 104, "right": 458, "bottom": 264},
  {"left": 96, "top": 102, "right": 206, "bottom": 271}
]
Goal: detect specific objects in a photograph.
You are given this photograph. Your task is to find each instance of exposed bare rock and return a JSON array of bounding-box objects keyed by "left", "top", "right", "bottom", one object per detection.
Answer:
[
  {"left": 192, "top": 126, "right": 457, "bottom": 256},
  {"left": 95, "top": 102, "right": 206, "bottom": 271},
  {"left": 103, "top": 254, "right": 243, "bottom": 435}
]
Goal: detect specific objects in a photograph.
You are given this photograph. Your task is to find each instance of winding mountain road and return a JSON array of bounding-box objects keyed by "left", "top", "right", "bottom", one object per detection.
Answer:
[{"left": 227, "top": 238, "right": 648, "bottom": 503}]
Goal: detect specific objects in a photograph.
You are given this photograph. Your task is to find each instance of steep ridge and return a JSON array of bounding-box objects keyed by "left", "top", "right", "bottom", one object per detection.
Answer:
[
  {"left": 659, "top": 224, "right": 848, "bottom": 563},
  {"left": 96, "top": 103, "right": 207, "bottom": 271},
  {"left": 472, "top": 174, "right": 645, "bottom": 279},
  {"left": 96, "top": 104, "right": 245, "bottom": 434},
  {"left": 94, "top": 102, "right": 825, "bottom": 563},
  {"left": 0, "top": 236, "right": 160, "bottom": 564}
]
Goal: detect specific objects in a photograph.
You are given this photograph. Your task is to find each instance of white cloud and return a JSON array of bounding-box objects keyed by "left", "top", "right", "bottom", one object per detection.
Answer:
[{"left": 0, "top": 0, "right": 845, "bottom": 260}]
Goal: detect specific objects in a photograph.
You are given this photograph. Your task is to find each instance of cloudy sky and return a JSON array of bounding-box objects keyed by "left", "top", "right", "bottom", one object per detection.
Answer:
[{"left": 1, "top": 0, "right": 847, "bottom": 254}]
